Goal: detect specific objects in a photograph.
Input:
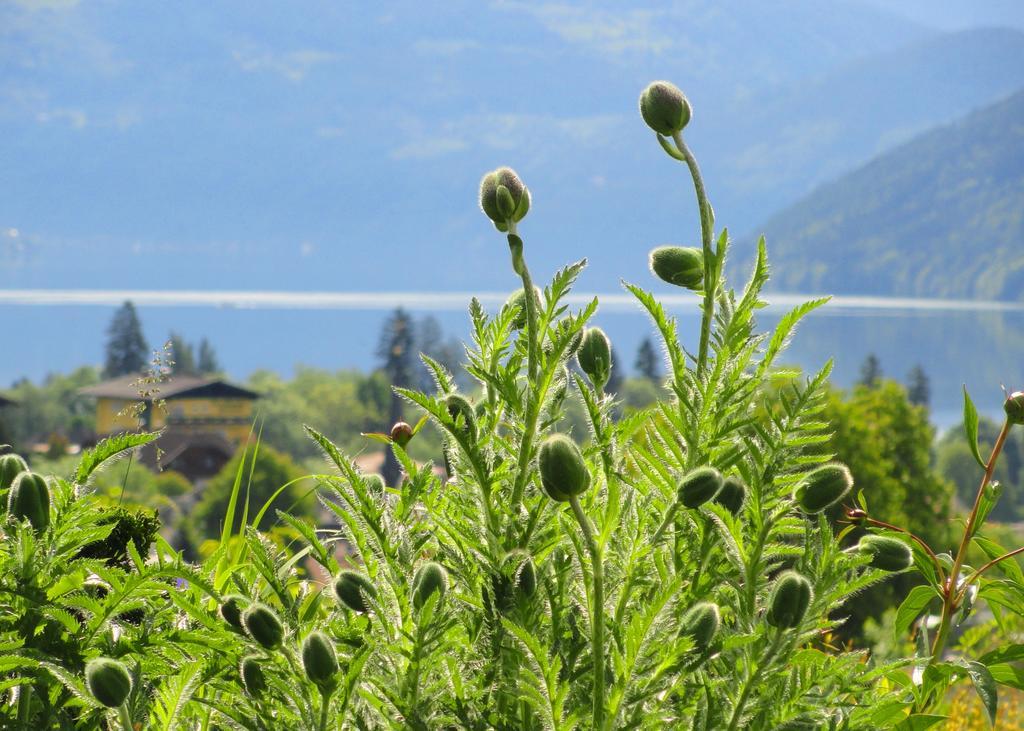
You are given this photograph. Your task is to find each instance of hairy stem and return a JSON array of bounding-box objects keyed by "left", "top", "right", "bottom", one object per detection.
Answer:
[
  {"left": 570, "top": 494, "right": 605, "bottom": 730},
  {"left": 726, "top": 631, "right": 784, "bottom": 731},
  {"left": 17, "top": 684, "right": 32, "bottom": 724},
  {"left": 117, "top": 703, "right": 134, "bottom": 731},
  {"left": 671, "top": 132, "right": 716, "bottom": 375}
]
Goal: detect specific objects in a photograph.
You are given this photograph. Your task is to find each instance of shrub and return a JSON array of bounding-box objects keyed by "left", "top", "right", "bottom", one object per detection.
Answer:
[{"left": 1, "top": 78, "right": 1016, "bottom": 730}]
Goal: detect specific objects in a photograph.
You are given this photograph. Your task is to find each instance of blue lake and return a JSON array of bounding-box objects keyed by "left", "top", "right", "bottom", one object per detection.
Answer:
[{"left": 2, "top": 289, "right": 1021, "bottom": 429}]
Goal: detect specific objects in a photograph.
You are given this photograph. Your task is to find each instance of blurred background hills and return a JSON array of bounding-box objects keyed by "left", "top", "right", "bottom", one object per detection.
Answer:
[{"left": 1, "top": 0, "right": 1022, "bottom": 410}]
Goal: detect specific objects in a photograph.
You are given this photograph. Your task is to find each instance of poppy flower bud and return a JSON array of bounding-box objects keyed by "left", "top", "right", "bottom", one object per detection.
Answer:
[
  {"left": 677, "top": 467, "right": 723, "bottom": 509},
  {"left": 302, "top": 631, "right": 340, "bottom": 687},
  {"left": 85, "top": 657, "right": 132, "bottom": 708},
  {"left": 1005, "top": 391, "right": 1024, "bottom": 426},
  {"left": 240, "top": 656, "right": 267, "bottom": 697},
  {"left": 0, "top": 453, "right": 27, "bottom": 491},
  {"left": 795, "top": 463, "right": 853, "bottom": 514},
  {"left": 639, "top": 81, "right": 692, "bottom": 136},
  {"left": 364, "top": 474, "right": 385, "bottom": 496},
  {"left": 858, "top": 535, "right": 912, "bottom": 572},
  {"left": 650, "top": 246, "right": 703, "bottom": 289},
  {"left": 220, "top": 594, "right": 246, "bottom": 630},
  {"left": 766, "top": 571, "right": 813, "bottom": 629},
  {"left": 844, "top": 506, "right": 868, "bottom": 524},
  {"left": 538, "top": 434, "right": 591, "bottom": 502},
  {"left": 480, "top": 167, "right": 530, "bottom": 230},
  {"left": 505, "top": 286, "right": 543, "bottom": 330},
  {"left": 390, "top": 421, "right": 413, "bottom": 447},
  {"left": 7, "top": 471, "right": 50, "bottom": 532},
  {"left": 714, "top": 475, "right": 746, "bottom": 515},
  {"left": 577, "top": 327, "right": 612, "bottom": 389},
  {"left": 445, "top": 394, "right": 477, "bottom": 439},
  {"left": 413, "top": 561, "right": 448, "bottom": 610},
  {"left": 334, "top": 570, "right": 378, "bottom": 614},
  {"left": 680, "top": 602, "right": 720, "bottom": 654},
  {"left": 242, "top": 603, "right": 284, "bottom": 650}
]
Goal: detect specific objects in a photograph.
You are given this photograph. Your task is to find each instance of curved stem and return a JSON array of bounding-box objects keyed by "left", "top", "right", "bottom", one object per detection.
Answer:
[
  {"left": 117, "top": 703, "right": 134, "bottom": 731},
  {"left": 317, "top": 686, "right": 334, "bottom": 731},
  {"left": 17, "top": 684, "right": 32, "bottom": 724},
  {"left": 959, "top": 545, "right": 1024, "bottom": 598},
  {"left": 651, "top": 502, "right": 679, "bottom": 545},
  {"left": 726, "top": 631, "right": 784, "bottom": 731},
  {"left": 671, "top": 132, "right": 715, "bottom": 375},
  {"left": 928, "top": 418, "right": 1011, "bottom": 667},
  {"left": 569, "top": 495, "right": 605, "bottom": 730}
]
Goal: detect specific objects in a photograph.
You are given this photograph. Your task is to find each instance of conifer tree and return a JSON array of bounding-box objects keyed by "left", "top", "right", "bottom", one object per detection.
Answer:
[
  {"left": 197, "top": 338, "right": 220, "bottom": 374},
  {"left": 103, "top": 301, "right": 149, "bottom": 378},
  {"left": 634, "top": 336, "right": 662, "bottom": 382},
  {"left": 376, "top": 308, "right": 417, "bottom": 484},
  {"left": 906, "top": 364, "right": 930, "bottom": 407}
]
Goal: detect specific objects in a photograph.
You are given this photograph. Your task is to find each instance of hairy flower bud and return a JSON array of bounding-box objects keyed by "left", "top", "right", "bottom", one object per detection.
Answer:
[
  {"left": 364, "top": 473, "right": 386, "bottom": 496},
  {"left": 714, "top": 475, "right": 746, "bottom": 515},
  {"left": 7, "top": 471, "right": 50, "bottom": 532},
  {"left": 85, "top": 657, "right": 132, "bottom": 708},
  {"left": 795, "top": 463, "right": 853, "bottom": 514},
  {"left": 480, "top": 167, "right": 530, "bottom": 230},
  {"left": 240, "top": 656, "right": 267, "bottom": 697},
  {"left": 538, "top": 434, "right": 591, "bottom": 502},
  {"left": 220, "top": 594, "right": 246, "bottom": 630},
  {"left": 505, "top": 286, "right": 543, "bottom": 331},
  {"left": 1005, "top": 391, "right": 1024, "bottom": 426},
  {"left": 680, "top": 602, "right": 720, "bottom": 654},
  {"left": 390, "top": 421, "right": 413, "bottom": 447},
  {"left": 302, "top": 631, "right": 340, "bottom": 686},
  {"left": 677, "top": 467, "right": 723, "bottom": 509},
  {"left": 445, "top": 394, "right": 477, "bottom": 439},
  {"left": 858, "top": 535, "right": 913, "bottom": 572},
  {"left": 639, "top": 81, "right": 692, "bottom": 136},
  {"left": 649, "top": 246, "right": 703, "bottom": 289},
  {"left": 767, "top": 571, "right": 813, "bottom": 629},
  {"left": 577, "top": 327, "right": 612, "bottom": 389},
  {"left": 242, "top": 603, "right": 284, "bottom": 650},
  {"left": 413, "top": 561, "right": 448, "bottom": 610},
  {"left": 0, "top": 453, "right": 28, "bottom": 492},
  {"left": 334, "top": 570, "right": 377, "bottom": 614}
]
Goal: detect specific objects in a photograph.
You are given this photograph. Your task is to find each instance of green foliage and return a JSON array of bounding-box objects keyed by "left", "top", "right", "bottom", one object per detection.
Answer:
[
  {"left": 938, "top": 413, "right": 1024, "bottom": 522},
  {"left": 1, "top": 78, "right": 1015, "bottom": 731},
  {"left": 186, "top": 444, "right": 311, "bottom": 549}
]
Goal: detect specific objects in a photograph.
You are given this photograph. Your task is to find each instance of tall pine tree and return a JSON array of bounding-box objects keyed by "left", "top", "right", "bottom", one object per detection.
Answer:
[
  {"left": 906, "top": 364, "right": 930, "bottom": 408},
  {"left": 198, "top": 338, "right": 220, "bottom": 374},
  {"left": 634, "top": 337, "right": 662, "bottom": 382},
  {"left": 376, "top": 308, "right": 417, "bottom": 485},
  {"left": 169, "top": 332, "right": 196, "bottom": 375},
  {"left": 858, "top": 353, "right": 882, "bottom": 388},
  {"left": 103, "top": 301, "right": 149, "bottom": 377}
]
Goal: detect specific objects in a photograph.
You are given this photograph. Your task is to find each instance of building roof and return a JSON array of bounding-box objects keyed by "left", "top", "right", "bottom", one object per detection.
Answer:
[{"left": 79, "top": 374, "right": 259, "bottom": 400}]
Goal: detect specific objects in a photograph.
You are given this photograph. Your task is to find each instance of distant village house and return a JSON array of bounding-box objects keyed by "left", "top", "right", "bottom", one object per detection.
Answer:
[{"left": 79, "top": 375, "right": 259, "bottom": 482}]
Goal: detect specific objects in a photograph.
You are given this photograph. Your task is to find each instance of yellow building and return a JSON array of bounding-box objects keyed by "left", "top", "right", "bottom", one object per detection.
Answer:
[{"left": 80, "top": 375, "right": 259, "bottom": 481}]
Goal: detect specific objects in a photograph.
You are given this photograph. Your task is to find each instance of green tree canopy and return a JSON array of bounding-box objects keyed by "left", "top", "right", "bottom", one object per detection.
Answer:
[{"left": 186, "top": 444, "right": 312, "bottom": 551}]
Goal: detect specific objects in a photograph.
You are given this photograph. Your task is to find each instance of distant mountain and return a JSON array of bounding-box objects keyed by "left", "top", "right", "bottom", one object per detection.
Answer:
[
  {"left": 702, "top": 27, "right": 1024, "bottom": 228},
  {"left": 742, "top": 90, "right": 1024, "bottom": 300}
]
